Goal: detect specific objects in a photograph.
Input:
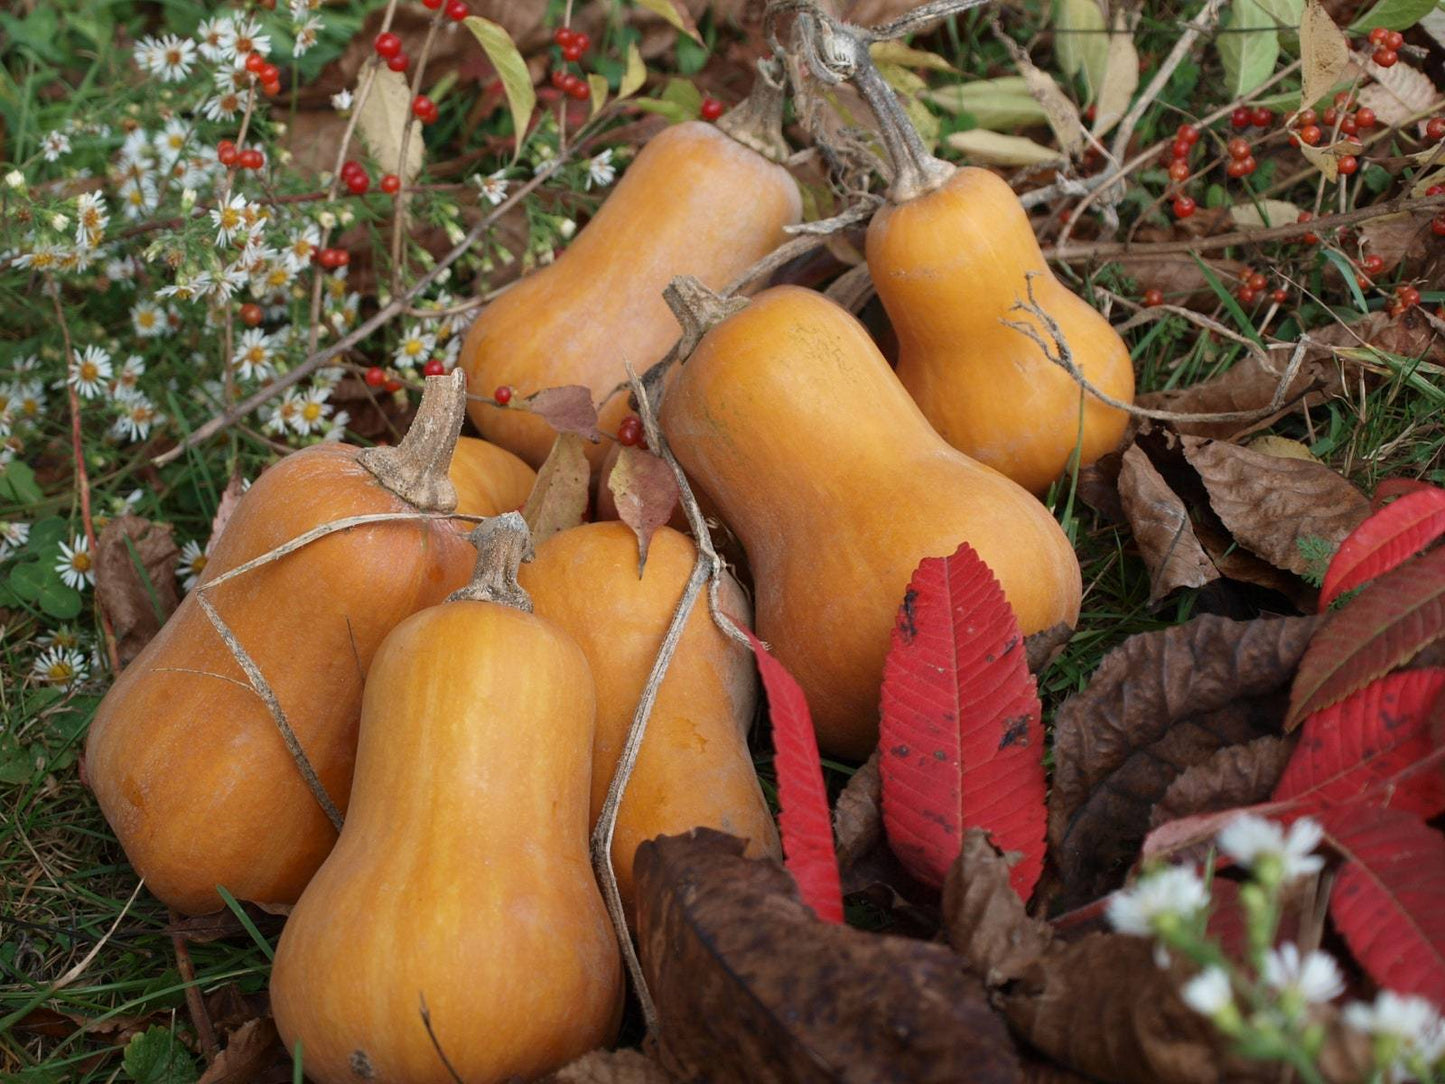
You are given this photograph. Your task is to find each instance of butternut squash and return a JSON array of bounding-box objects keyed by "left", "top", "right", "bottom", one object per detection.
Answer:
[
  {"left": 659, "top": 283, "right": 1081, "bottom": 760},
  {"left": 270, "top": 515, "right": 622, "bottom": 1084},
  {"left": 518, "top": 521, "right": 779, "bottom": 918},
  {"left": 448, "top": 435, "right": 536, "bottom": 521},
  {"left": 84, "top": 374, "right": 476, "bottom": 914},
  {"left": 459, "top": 117, "right": 801, "bottom": 470}
]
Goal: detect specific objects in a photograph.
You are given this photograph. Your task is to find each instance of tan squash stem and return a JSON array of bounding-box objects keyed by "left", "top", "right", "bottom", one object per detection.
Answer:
[
  {"left": 357, "top": 369, "right": 467, "bottom": 512},
  {"left": 663, "top": 276, "right": 749, "bottom": 359},
  {"left": 447, "top": 512, "right": 534, "bottom": 611},
  {"left": 716, "top": 56, "right": 791, "bottom": 163}
]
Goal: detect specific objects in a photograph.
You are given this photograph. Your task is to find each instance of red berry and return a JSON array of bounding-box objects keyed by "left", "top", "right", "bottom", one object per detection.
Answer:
[
  {"left": 1227, "top": 158, "right": 1250, "bottom": 178},
  {"left": 384, "top": 377, "right": 403, "bottom": 393},
  {"left": 1427, "top": 184, "right": 1445, "bottom": 196},
  {"left": 1270, "top": 288, "right": 1288, "bottom": 304},
  {"left": 1231, "top": 106, "right": 1251, "bottom": 129},
  {"left": 1386, "top": 30, "right": 1404, "bottom": 49},
  {"left": 1427, "top": 117, "right": 1445, "bottom": 140},
  {"left": 387, "top": 52, "right": 410, "bottom": 72},
  {"left": 1334, "top": 91, "right": 1355, "bottom": 109},
  {"left": 1168, "top": 159, "right": 1190, "bottom": 182},
  {"left": 245, "top": 52, "right": 266, "bottom": 74},
  {"left": 561, "top": 41, "right": 584, "bottom": 61},
  {"left": 700, "top": 97, "right": 724, "bottom": 122},
  {"left": 380, "top": 173, "right": 401, "bottom": 194},
  {"left": 493, "top": 385, "right": 513, "bottom": 405},
  {"left": 1355, "top": 107, "right": 1376, "bottom": 129},
  {"left": 238, "top": 148, "right": 264, "bottom": 170},
  {"left": 375, "top": 32, "right": 402, "bottom": 58},
  {"left": 1297, "top": 108, "right": 1318, "bottom": 126},
  {"left": 423, "top": 0, "right": 443, "bottom": 7},
  {"left": 553, "top": 27, "right": 574, "bottom": 47},
  {"left": 1323, "top": 107, "right": 1339, "bottom": 126},
  {"left": 1398, "top": 285, "right": 1421, "bottom": 307},
  {"left": 1177, "top": 123, "right": 1201, "bottom": 144},
  {"left": 445, "top": 0, "right": 469, "bottom": 21},
  {"left": 1171, "top": 138, "right": 1192, "bottom": 159},
  {"left": 1368, "top": 26, "right": 1388, "bottom": 44},
  {"left": 566, "top": 78, "right": 589, "bottom": 101},
  {"left": 1299, "top": 124, "right": 1322, "bottom": 145},
  {"left": 346, "top": 171, "right": 370, "bottom": 195},
  {"left": 364, "top": 366, "right": 386, "bottom": 387},
  {"left": 1337, "top": 154, "right": 1359, "bottom": 175},
  {"left": 1340, "top": 114, "right": 1359, "bottom": 135},
  {"left": 1143, "top": 287, "right": 1165, "bottom": 307},
  {"left": 1237, "top": 286, "right": 1258, "bottom": 304},
  {"left": 1434, "top": 215, "right": 1445, "bottom": 237},
  {"left": 1297, "top": 210, "right": 1319, "bottom": 245},
  {"left": 317, "top": 248, "right": 340, "bottom": 269},
  {"left": 422, "top": 358, "right": 446, "bottom": 377},
  {"left": 1248, "top": 271, "right": 1268, "bottom": 291},
  {"left": 1251, "top": 106, "right": 1273, "bottom": 127},
  {"left": 412, "top": 95, "right": 438, "bottom": 123},
  {"left": 341, "top": 159, "right": 363, "bottom": 179},
  {"left": 550, "top": 68, "right": 568, "bottom": 89},
  {"left": 617, "top": 415, "right": 644, "bottom": 447},
  {"left": 1363, "top": 253, "right": 1385, "bottom": 274},
  {"left": 262, "top": 79, "right": 282, "bottom": 96},
  {"left": 1373, "top": 47, "right": 1398, "bottom": 66},
  {"left": 573, "top": 32, "right": 591, "bottom": 52},
  {"left": 217, "top": 142, "right": 239, "bottom": 166},
  {"left": 1241, "top": 156, "right": 1257, "bottom": 175},
  {"left": 240, "top": 302, "right": 264, "bottom": 327},
  {"left": 334, "top": 249, "right": 350, "bottom": 267},
  {"left": 1172, "top": 195, "right": 1196, "bottom": 219},
  {"left": 1227, "top": 137, "right": 1251, "bottom": 160}
]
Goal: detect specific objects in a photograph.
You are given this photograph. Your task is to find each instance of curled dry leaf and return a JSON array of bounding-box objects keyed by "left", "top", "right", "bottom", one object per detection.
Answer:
[
  {"left": 1117, "top": 443, "right": 1218, "bottom": 602},
  {"left": 1355, "top": 48, "right": 1444, "bottom": 127},
  {"left": 196, "top": 1017, "right": 281, "bottom": 1084},
  {"left": 1356, "top": 210, "right": 1436, "bottom": 271},
  {"left": 1136, "top": 349, "right": 1345, "bottom": 441},
  {"left": 208, "top": 472, "right": 247, "bottom": 555},
  {"left": 635, "top": 830, "right": 1022, "bottom": 1084},
  {"left": 1049, "top": 614, "right": 1319, "bottom": 904},
  {"left": 995, "top": 36, "right": 1085, "bottom": 157},
  {"left": 95, "top": 515, "right": 181, "bottom": 667},
  {"left": 1181, "top": 436, "right": 1370, "bottom": 577},
  {"left": 833, "top": 749, "right": 883, "bottom": 871},
  {"left": 1148, "top": 734, "right": 1297, "bottom": 829},
  {"left": 606, "top": 446, "right": 679, "bottom": 573},
  {"left": 1025, "top": 622, "right": 1074, "bottom": 673},
  {"left": 542, "top": 1049, "right": 677, "bottom": 1083},
  {"left": 522, "top": 385, "right": 602, "bottom": 442},
  {"left": 521, "top": 433, "right": 590, "bottom": 546}
]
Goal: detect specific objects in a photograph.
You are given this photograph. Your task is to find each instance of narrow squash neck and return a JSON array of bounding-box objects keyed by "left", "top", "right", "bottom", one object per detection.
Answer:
[
  {"left": 358, "top": 370, "right": 466, "bottom": 512},
  {"left": 448, "top": 512, "right": 534, "bottom": 611},
  {"left": 715, "top": 56, "right": 791, "bottom": 164},
  {"left": 664, "top": 276, "right": 749, "bottom": 358}
]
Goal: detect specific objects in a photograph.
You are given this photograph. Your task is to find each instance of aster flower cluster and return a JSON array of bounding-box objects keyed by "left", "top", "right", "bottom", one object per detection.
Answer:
[{"left": 1108, "top": 814, "right": 1444, "bottom": 1083}]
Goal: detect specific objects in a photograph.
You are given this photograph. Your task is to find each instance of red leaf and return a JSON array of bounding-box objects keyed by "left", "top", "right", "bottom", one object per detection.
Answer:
[
  {"left": 745, "top": 630, "right": 844, "bottom": 924},
  {"left": 1274, "top": 669, "right": 1445, "bottom": 820},
  {"left": 879, "top": 542, "right": 1046, "bottom": 901},
  {"left": 1371, "top": 478, "right": 1439, "bottom": 508},
  {"left": 1322, "top": 807, "right": 1445, "bottom": 1006},
  {"left": 1287, "top": 546, "right": 1445, "bottom": 728},
  {"left": 1321, "top": 487, "right": 1445, "bottom": 609}
]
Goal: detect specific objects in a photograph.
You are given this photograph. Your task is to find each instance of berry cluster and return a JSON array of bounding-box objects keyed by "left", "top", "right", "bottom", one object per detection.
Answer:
[
  {"left": 1226, "top": 136, "right": 1257, "bottom": 179},
  {"left": 370, "top": 4, "right": 471, "bottom": 124},
  {"left": 616, "top": 414, "right": 646, "bottom": 447},
  {"left": 242, "top": 51, "right": 283, "bottom": 96},
  {"left": 1365, "top": 26, "right": 1404, "bottom": 67},
  {"left": 1287, "top": 92, "right": 1376, "bottom": 176},
  {"left": 217, "top": 140, "right": 264, "bottom": 171},
  {"left": 550, "top": 26, "right": 594, "bottom": 101},
  {"left": 1229, "top": 105, "right": 1275, "bottom": 130},
  {"left": 1234, "top": 268, "right": 1289, "bottom": 307},
  {"left": 1165, "top": 122, "right": 1200, "bottom": 218}
]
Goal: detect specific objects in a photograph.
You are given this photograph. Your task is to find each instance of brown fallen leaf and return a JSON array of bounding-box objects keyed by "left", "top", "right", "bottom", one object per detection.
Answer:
[
  {"left": 1025, "top": 622, "right": 1074, "bottom": 673},
  {"left": 635, "top": 830, "right": 1022, "bottom": 1084},
  {"left": 197, "top": 1017, "right": 281, "bottom": 1084},
  {"left": 1117, "top": 443, "right": 1218, "bottom": 602},
  {"left": 1137, "top": 349, "right": 1345, "bottom": 441},
  {"left": 1307, "top": 306, "right": 1445, "bottom": 366},
  {"left": 95, "top": 515, "right": 181, "bottom": 667},
  {"left": 523, "top": 385, "right": 602, "bottom": 442},
  {"left": 1181, "top": 437, "right": 1370, "bottom": 577},
  {"left": 542, "top": 1048, "right": 677, "bottom": 1083},
  {"left": 522, "top": 433, "right": 590, "bottom": 546},
  {"left": 607, "top": 446, "right": 679, "bottom": 573},
  {"left": 1115, "top": 255, "right": 1249, "bottom": 307},
  {"left": 1048, "top": 615, "right": 1319, "bottom": 906},
  {"left": 1148, "top": 734, "right": 1298, "bottom": 829},
  {"left": 833, "top": 749, "right": 882, "bottom": 871},
  {"left": 1356, "top": 211, "right": 1436, "bottom": 272}
]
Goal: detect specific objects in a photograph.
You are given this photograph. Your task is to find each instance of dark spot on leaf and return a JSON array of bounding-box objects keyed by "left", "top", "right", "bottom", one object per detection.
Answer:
[
  {"left": 934, "top": 749, "right": 948, "bottom": 761},
  {"left": 999, "top": 715, "right": 1031, "bottom": 750},
  {"left": 898, "top": 588, "right": 918, "bottom": 642},
  {"left": 892, "top": 744, "right": 910, "bottom": 758}
]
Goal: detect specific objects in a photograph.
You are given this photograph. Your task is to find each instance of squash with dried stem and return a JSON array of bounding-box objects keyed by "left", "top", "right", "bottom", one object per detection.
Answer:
[
  {"left": 460, "top": 65, "right": 801, "bottom": 471},
  {"left": 659, "top": 281, "right": 1081, "bottom": 760},
  {"left": 518, "top": 521, "right": 780, "bottom": 921},
  {"left": 448, "top": 435, "right": 536, "bottom": 522},
  {"left": 270, "top": 514, "right": 622, "bottom": 1084},
  {"left": 84, "top": 374, "right": 476, "bottom": 914}
]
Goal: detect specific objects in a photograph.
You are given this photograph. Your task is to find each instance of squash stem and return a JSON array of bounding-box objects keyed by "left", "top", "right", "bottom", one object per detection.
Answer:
[
  {"left": 357, "top": 369, "right": 465, "bottom": 512},
  {"left": 716, "top": 56, "right": 791, "bottom": 163},
  {"left": 663, "top": 276, "right": 749, "bottom": 358},
  {"left": 449, "top": 512, "right": 534, "bottom": 611}
]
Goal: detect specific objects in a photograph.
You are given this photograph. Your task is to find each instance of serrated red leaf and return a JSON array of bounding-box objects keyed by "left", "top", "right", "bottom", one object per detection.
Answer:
[
  {"left": 1274, "top": 669, "right": 1445, "bottom": 820},
  {"left": 1322, "top": 807, "right": 1445, "bottom": 1006},
  {"left": 744, "top": 630, "right": 844, "bottom": 924},
  {"left": 1321, "top": 487, "right": 1445, "bottom": 609},
  {"left": 879, "top": 542, "right": 1046, "bottom": 901},
  {"left": 1287, "top": 546, "right": 1445, "bottom": 728}
]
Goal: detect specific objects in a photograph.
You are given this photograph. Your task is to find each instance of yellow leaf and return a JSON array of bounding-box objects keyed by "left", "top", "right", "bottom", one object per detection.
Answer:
[
  {"left": 356, "top": 68, "right": 423, "bottom": 185},
  {"left": 869, "top": 40, "right": 957, "bottom": 73},
  {"left": 945, "top": 129, "right": 1066, "bottom": 166},
  {"left": 1298, "top": 141, "right": 1339, "bottom": 181},
  {"left": 632, "top": 0, "right": 702, "bottom": 44},
  {"left": 1248, "top": 436, "right": 1318, "bottom": 461},
  {"left": 588, "top": 73, "right": 609, "bottom": 118},
  {"left": 1092, "top": 11, "right": 1139, "bottom": 137},
  {"left": 463, "top": 16, "right": 536, "bottom": 160},
  {"left": 1299, "top": 1, "right": 1350, "bottom": 109},
  {"left": 618, "top": 41, "right": 646, "bottom": 100},
  {"left": 1230, "top": 199, "right": 1304, "bottom": 227}
]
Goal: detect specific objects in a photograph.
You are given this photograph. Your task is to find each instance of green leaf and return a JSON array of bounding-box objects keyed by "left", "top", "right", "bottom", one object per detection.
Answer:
[
  {"left": 27, "top": 518, "right": 68, "bottom": 552},
  {"left": 1053, "top": 0, "right": 1109, "bottom": 102},
  {"left": 38, "top": 580, "right": 82, "bottom": 620},
  {"left": 633, "top": 0, "right": 703, "bottom": 44},
  {"left": 462, "top": 16, "right": 536, "bottom": 160},
  {"left": 587, "top": 73, "right": 610, "bottom": 118},
  {"left": 0, "top": 461, "right": 42, "bottom": 504},
  {"left": 0, "top": 734, "right": 33, "bottom": 785},
  {"left": 9, "top": 561, "right": 47, "bottom": 603},
  {"left": 927, "top": 79, "right": 1049, "bottom": 130},
  {"left": 630, "top": 97, "right": 694, "bottom": 123},
  {"left": 1218, "top": 0, "right": 1281, "bottom": 97},
  {"left": 1349, "top": 0, "right": 1437, "bottom": 30},
  {"left": 618, "top": 42, "right": 646, "bottom": 100},
  {"left": 1323, "top": 249, "right": 1371, "bottom": 313},
  {"left": 123, "top": 1027, "right": 197, "bottom": 1084},
  {"left": 1255, "top": 0, "right": 1305, "bottom": 26}
]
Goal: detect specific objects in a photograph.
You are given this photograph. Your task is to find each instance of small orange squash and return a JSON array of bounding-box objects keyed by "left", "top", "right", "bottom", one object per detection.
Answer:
[
  {"left": 270, "top": 515, "right": 622, "bottom": 1084},
  {"left": 447, "top": 435, "right": 536, "bottom": 520},
  {"left": 460, "top": 114, "right": 801, "bottom": 470},
  {"left": 84, "top": 375, "right": 476, "bottom": 914},
  {"left": 659, "top": 283, "right": 1082, "bottom": 760},
  {"left": 518, "top": 521, "right": 779, "bottom": 918}
]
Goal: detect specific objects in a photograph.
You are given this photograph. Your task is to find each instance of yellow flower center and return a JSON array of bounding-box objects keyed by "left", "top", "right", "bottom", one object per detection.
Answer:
[
  {"left": 79, "top": 361, "right": 99, "bottom": 382},
  {"left": 302, "top": 402, "right": 322, "bottom": 422},
  {"left": 46, "top": 661, "right": 75, "bottom": 682},
  {"left": 191, "top": 554, "right": 209, "bottom": 574},
  {"left": 72, "top": 552, "right": 92, "bottom": 573},
  {"left": 137, "top": 312, "right": 156, "bottom": 328}
]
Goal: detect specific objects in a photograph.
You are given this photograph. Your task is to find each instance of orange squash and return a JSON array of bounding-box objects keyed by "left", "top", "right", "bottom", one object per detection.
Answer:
[
  {"left": 448, "top": 435, "right": 536, "bottom": 521},
  {"left": 518, "top": 521, "right": 779, "bottom": 917},
  {"left": 659, "top": 283, "right": 1082, "bottom": 760},
  {"left": 270, "top": 515, "right": 622, "bottom": 1084},
  {"left": 460, "top": 119, "right": 801, "bottom": 470},
  {"left": 84, "top": 375, "right": 476, "bottom": 914}
]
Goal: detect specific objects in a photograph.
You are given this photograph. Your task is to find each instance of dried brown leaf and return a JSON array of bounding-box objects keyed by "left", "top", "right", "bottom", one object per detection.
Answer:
[
  {"left": 95, "top": 515, "right": 181, "bottom": 667},
  {"left": 522, "top": 433, "right": 590, "bottom": 546},
  {"left": 1357, "top": 210, "right": 1436, "bottom": 271},
  {"left": 636, "top": 830, "right": 1022, "bottom": 1084},
  {"left": 1025, "top": 622, "right": 1074, "bottom": 673},
  {"left": 1300, "top": 0, "right": 1351, "bottom": 109},
  {"left": 1049, "top": 615, "right": 1319, "bottom": 904},
  {"left": 1137, "top": 350, "right": 1345, "bottom": 440},
  {"left": 1181, "top": 437, "right": 1370, "bottom": 576},
  {"left": 543, "top": 1049, "right": 677, "bottom": 1083},
  {"left": 1148, "top": 734, "right": 1298, "bottom": 828},
  {"left": 1116, "top": 256, "right": 1249, "bottom": 306},
  {"left": 607, "top": 446, "right": 679, "bottom": 573},
  {"left": 1356, "top": 48, "right": 1444, "bottom": 126},
  {"left": 1117, "top": 444, "right": 1219, "bottom": 602},
  {"left": 833, "top": 749, "right": 882, "bottom": 871},
  {"left": 1092, "top": 11, "right": 1139, "bottom": 138},
  {"left": 208, "top": 473, "right": 247, "bottom": 554},
  {"left": 943, "top": 830, "right": 1054, "bottom": 986},
  {"left": 1308, "top": 307, "right": 1445, "bottom": 365},
  {"left": 522, "top": 385, "right": 602, "bottom": 441},
  {"left": 197, "top": 1018, "right": 281, "bottom": 1084}
]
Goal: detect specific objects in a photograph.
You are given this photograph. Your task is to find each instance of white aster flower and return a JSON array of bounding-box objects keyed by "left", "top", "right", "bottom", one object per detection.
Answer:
[
  {"left": 155, "top": 119, "right": 191, "bottom": 167},
  {"left": 475, "top": 169, "right": 508, "bottom": 206},
  {"left": 55, "top": 534, "right": 94, "bottom": 589},
  {"left": 68, "top": 345, "right": 112, "bottom": 399},
  {"left": 1106, "top": 865, "right": 1210, "bottom": 937},
  {"left": 202, "top": 91, "right": 244, "bottom": 123},
  {"left": 322, "top": 409, "right": 350, "bottom": 443},
  {"left": 111, "top": 354, "right": 146, "bottom": 400},
  {"left": 112, "top": 394, "right": 162, "bottom": 442},
  {"left": 283, "top": 224, "right": 321, "bottom": 272},
  {"left": 14, "top": 243, "right": 62, "bottom": 272},
  {"left": 291, "top": 386, "right": 333, "bottom": 435},
  {"left": 293, "top": 16, "right": 322, "bottom": 56},
  {"left": 133, "top": 36, "right": 163, "bottom": 74},
  {"left": 330, "top": 88, "right": 353, "bottom": 114},
  {"left": 202, "top": 265, "right": 249, "bottom": 303},
  {"left": 220, "top": 16, "right": 270, "bottom": 62},
  {"left": 154, "top": 34, "right": 197, "bottom": 82},
  {"left": 265, "top": 391, "right": 302, "bottom": 435},
  {"left": 1181, "top": 966, "right": 1234, "bottom": 1018},
  {"left": 211, "top": 194, "right": 251, "bottom": 247},
  {"left": 14, "top": 380, "right": 45, "bottom": 419},
  {"left": 235, "top": 328, "right": 276, "bottom": 382},
  {"left": 33, "top": 646, "right": 89, "bottom": 686},
  {"left": 40, "top": 130, "right": 71, "bottom": 162},
  {"left": 196, "top": 14, "right": 232, "bottom": 61},
  {"left": 392, "top": 326, "right": 435, "bottom": 369},
  {"left": 117, "top": 175, "right": 159, "bottom": 221},
  {"left": 585, "top": 149, "right": 616, "bottom": 189},
  {"left": 74, "top": 192, "right": 108, "bottom": 249},
  {"left": 178, "top": 539, "right": 208, "bottom": 591},
  {"left": 1345, "top": 991, "right": 1445, "bottom": 1081},
  {"left": 1217, "top": 814, "right": 1324, "bottom": 885},
  {"left": 105, "top": 254, "right": 138, "bottom": 284},
  {"left": 1261, "top": 943, "right": 1344, "bottom": 1006},
  {"left": 0, "top": 520, "right": 30, "bottom": 559},
  {"left": 131, "top": 300, "right": 165, "bottom": 338}
]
